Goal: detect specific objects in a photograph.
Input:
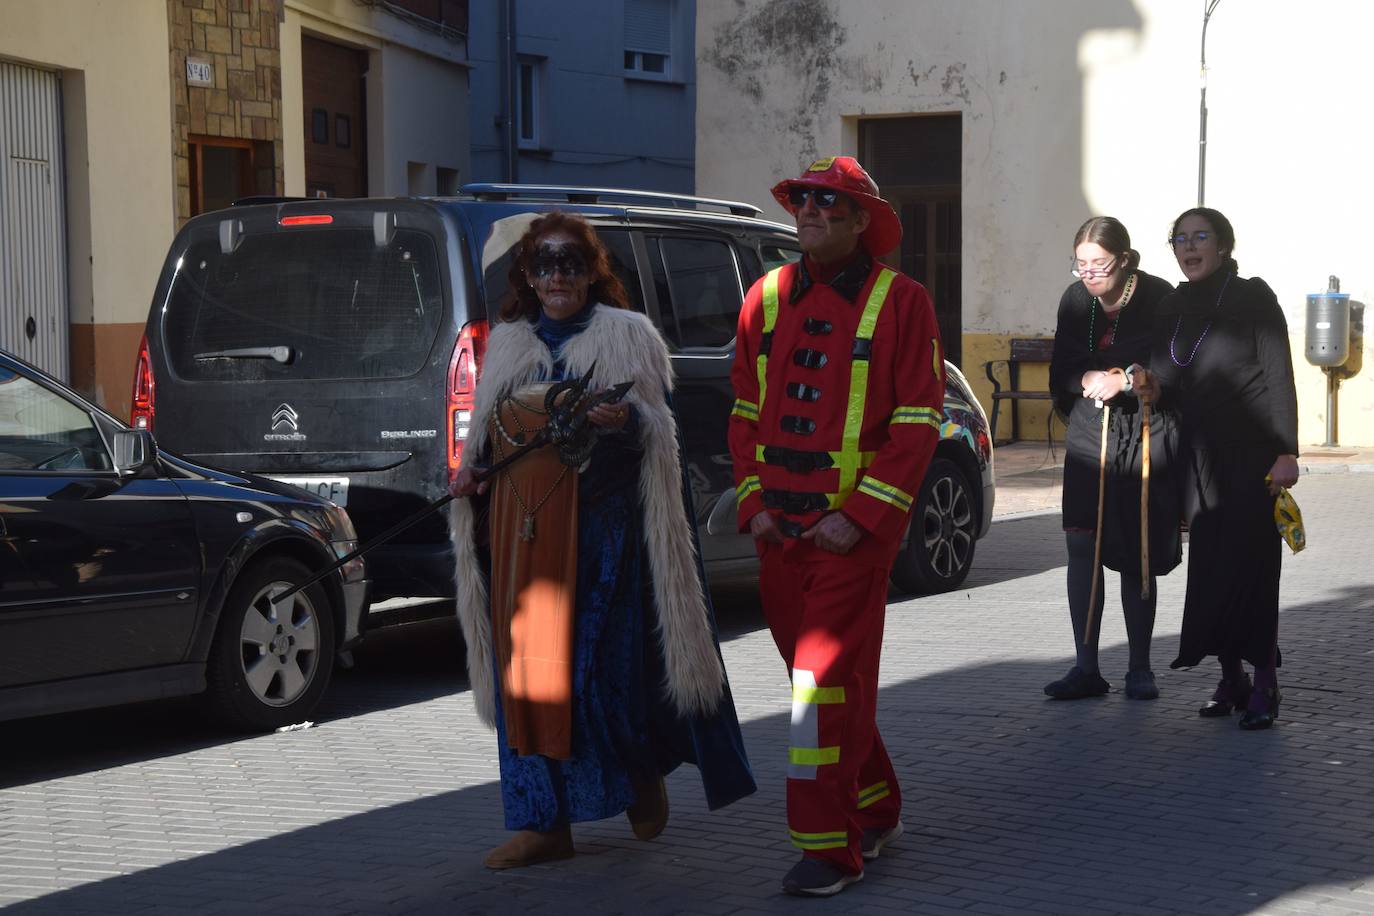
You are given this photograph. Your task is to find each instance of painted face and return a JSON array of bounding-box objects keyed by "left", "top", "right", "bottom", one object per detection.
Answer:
[
  {"left": 526, "top": 231, "right": 592, "bottom": 319},
  {"left": 1171, "top": 214, "right": 1226, "bottom": 283},
  {"left": 1073, "top": 241, "right": 1126, "bottom": 300},
  {"left": 793, "top": 188, "right": 870, "bottom": 265}
]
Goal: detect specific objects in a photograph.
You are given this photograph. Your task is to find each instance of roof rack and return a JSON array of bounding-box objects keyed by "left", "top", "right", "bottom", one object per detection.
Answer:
[
  {"left": 231, "top": 196, "right": 314, "bottom": 206},
  {"left": 460, "top": 183, "right": 763, "bottom": 218}
]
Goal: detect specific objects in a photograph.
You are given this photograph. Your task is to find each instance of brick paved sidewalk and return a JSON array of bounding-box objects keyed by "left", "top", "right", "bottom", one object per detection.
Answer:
[{"left": 1, "top": 474, "right": 1371, "bottom": 915}]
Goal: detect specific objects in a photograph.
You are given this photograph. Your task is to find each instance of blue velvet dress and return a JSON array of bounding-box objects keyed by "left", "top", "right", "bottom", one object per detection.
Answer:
[{"left": 490, "top": 305, "right": 753, "bottom": 830}]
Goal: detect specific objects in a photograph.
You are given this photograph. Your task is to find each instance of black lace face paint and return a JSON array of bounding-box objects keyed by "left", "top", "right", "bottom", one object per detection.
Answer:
[{"left": 529, "top": 242, "right": 588, "bottom": 279}]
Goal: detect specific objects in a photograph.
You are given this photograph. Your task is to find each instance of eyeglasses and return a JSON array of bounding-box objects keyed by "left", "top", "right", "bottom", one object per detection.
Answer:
[
  {"left": 1070, "top": 256, "right": 1118, "bottom": 279},
  {"left": 1170, "top": 231, "right": 1212, "bottom": 248},
  {"left": 788, "top": 187, "right": 842, "bottom": 210}
]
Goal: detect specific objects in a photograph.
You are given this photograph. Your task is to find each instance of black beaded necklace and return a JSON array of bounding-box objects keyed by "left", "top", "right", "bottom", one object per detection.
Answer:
[{"left": 1086, "top": 271, "right": 1136, "bottom": 352}]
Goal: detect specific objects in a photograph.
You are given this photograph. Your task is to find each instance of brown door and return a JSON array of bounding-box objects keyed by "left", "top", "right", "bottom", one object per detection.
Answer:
[
  {"left": 859, "top": 115, "right": 963, "bottom": 366},
  {"left": 301, "top": 35, "right": 367, "bottom": 198}
]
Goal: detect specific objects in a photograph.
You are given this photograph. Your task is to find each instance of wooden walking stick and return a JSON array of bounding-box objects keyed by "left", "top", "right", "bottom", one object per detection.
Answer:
[{"left": 1083, "top": 399, "right": 1110, "bottom": 646}]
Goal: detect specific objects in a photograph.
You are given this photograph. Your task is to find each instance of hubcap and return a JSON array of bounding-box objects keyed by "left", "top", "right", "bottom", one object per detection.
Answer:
[
  {"left": 238, "top": 579, "right": 321, "bottom": 707},
  {"left": 921, "top": 474, "right": 975, "bottom": 580}
]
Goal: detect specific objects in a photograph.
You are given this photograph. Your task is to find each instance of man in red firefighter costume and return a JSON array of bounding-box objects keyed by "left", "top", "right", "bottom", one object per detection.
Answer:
[{"left": 729, "top": 156, "right": 945, "bottom": 897}]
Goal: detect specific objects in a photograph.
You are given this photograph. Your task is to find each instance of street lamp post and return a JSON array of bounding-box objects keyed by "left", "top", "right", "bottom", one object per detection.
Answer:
[{"left": 1198, "top": 0, "right": 1222, "bottom": 206}]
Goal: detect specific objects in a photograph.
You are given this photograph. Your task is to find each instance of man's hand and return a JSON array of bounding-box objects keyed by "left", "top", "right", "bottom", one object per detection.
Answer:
[
  {"left": 749, "top": 511, "right": 785, "bottom": 545},
  {"left": 1267, "top": 454, "right": 1299, "bottom": 495},
  {"left": 801, "top": 512, "right": 862, "bottom": 555},
  {"left": 449, "top": 466, "right": 490, "bottom": 499}
]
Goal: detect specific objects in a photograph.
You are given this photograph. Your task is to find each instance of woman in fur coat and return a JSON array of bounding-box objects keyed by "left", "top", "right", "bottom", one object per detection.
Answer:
[{"left": 449, "top": 212, "right": 754, "bottom": 869}]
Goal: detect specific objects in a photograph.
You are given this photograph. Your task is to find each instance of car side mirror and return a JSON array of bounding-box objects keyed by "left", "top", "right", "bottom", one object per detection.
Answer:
[{"left": 113, "top": 429, "right": 157, "bottom": 476}]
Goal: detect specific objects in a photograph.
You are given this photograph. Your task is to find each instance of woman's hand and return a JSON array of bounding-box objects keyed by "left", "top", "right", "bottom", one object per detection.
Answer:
[
  {"left": 1267, "top": 454, "right": 1299, "bottom": 495},
  {"left": 1082, "top": 369, "right": 1126, "bottom": 402},
  {"left": 586, "top": 396, "right": 631, "bottom": 430},
  {"left": 448, "top": 466, "right": 489, "bottom": 499}
]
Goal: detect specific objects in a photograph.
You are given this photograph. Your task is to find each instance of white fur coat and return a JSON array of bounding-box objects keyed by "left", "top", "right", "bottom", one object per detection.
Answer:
[{"left": 449, "top": 305, "right": 726, "bottom": 727}]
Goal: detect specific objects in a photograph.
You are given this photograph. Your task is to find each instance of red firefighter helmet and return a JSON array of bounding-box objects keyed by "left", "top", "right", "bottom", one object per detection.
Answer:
[{"left": 770, "top": 156, "right": 902, "bottom": 257}]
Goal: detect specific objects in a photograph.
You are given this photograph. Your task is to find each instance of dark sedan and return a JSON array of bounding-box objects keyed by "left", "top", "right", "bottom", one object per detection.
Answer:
[{"left": 0, "top": 350, "right": 368, "bottom": 730}]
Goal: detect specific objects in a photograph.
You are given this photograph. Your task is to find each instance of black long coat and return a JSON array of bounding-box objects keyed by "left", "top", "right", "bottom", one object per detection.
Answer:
[
  {"left": 1049, "top": 270, "right": 1182, "bottom": 575},
  {"left": 1149, "top": 263, "right": 1299, "bottom": 668}
]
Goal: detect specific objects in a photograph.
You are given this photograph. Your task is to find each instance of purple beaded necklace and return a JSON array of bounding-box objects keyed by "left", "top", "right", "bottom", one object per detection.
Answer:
[{"left": 1169, "top": 272, "right": 1232, "bottom": 367}]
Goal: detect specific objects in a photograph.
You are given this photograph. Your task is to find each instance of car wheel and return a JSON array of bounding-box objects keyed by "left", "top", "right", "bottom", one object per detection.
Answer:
[
  {"left": 205, "top": 557, "right": 336, "bottom": 731},
  {"left": 890, "top": 458, "right": 978, "bottom": 594}
]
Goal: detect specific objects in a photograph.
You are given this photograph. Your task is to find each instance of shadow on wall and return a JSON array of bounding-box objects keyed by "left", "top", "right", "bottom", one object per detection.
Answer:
[{"left": 5, "top": 580, "right": 1373, "bottom": 914}]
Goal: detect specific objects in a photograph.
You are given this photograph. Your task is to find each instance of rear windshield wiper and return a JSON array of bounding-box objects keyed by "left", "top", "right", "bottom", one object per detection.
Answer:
[{"left": 193, "top": 346, "right": 294, "bottom": 364}]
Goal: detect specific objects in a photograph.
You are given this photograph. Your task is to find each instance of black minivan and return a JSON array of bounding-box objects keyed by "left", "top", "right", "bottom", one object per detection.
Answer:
[{"left": 136, "top": 185, "right": 994, "bottom": 603}]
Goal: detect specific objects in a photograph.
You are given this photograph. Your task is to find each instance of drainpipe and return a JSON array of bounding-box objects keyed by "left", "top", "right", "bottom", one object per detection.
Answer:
[{"left": 503, "top": 0, "right": 518, "bottom": 182}]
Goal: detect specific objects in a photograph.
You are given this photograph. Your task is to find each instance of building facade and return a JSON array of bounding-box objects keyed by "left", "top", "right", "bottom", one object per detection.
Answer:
[
  {"left": 468, "top": 0, "right": 697, "bottom": 192},
  {"left": 0, "top": 0, "right": 470, "bottom": 418},
  {"left": 696, "top": 0, "right": 1374, "bottom": 447}
]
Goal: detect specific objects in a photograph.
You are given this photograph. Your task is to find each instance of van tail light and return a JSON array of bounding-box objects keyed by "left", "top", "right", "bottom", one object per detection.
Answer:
[
  {"left": 131, "top": 335, "right": 156, "bottom": 432},
  {"left": 446, "top": 320, "right": 489, "bottom": 479}
]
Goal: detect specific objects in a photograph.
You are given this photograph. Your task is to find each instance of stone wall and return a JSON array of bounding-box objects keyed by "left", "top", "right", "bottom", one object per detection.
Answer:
[{"left": 168, "top": 0, "right": 284, "bottom": 225}]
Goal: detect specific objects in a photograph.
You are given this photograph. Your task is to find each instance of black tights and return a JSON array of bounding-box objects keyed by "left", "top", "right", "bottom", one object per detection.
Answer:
[{"left": 1065, "top": 530, "right": 1156, "bottom": 674}]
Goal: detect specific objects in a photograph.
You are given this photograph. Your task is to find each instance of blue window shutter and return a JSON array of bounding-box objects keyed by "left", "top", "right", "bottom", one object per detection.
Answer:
[{"left": 624, "top": 0, "right": 671, "bottom": 53}]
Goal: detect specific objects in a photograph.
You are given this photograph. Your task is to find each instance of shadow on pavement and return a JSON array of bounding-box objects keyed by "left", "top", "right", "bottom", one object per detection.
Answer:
[{"left": 5, "top": 582, "right": 1372, "bottom": 915}]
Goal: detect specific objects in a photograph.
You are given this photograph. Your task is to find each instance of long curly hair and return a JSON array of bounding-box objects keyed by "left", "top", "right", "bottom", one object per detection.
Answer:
[{"left": 499, "top": 211, "right": 630, "bottom": 322}]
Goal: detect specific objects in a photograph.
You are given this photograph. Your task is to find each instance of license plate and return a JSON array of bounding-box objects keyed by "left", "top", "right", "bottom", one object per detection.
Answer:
[{"left": 266, "top": 475, "right": 350, "bottom": 507}]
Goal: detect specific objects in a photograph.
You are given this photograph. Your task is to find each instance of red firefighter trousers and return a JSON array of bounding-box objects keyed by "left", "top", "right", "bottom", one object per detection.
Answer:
[{"left": 760, "top": 543, "right": 902, "bottom": 875}]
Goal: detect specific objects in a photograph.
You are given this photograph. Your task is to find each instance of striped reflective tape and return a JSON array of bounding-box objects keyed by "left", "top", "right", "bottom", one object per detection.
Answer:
[
  {"left": 891, "top": 406, "right": 941, "bottom": 428},
  {"left": 857, "top": 780, "right": 891, "bottom": 809},
  {"left": 856, "top": 476, "right": 914, "bottom": 512},
  {"left": 793, "top": 683, "right": 846, "bottom": 705},
  {"left": 790, "top": 828, "right": 849, "bottom": 851},
  {"left": 789, "top": 745, "right": 842, "bottom": 766},
  {"left": 735, "top": 475, "right": 762, "bottom": 507},
  {"left": 731, "top": 398, "right": 760, "bottom": 421}
]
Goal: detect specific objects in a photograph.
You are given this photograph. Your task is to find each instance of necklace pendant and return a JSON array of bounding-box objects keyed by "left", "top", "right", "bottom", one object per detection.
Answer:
[{"left": 521, "top": 514, "right": 536, "bottom": 542}]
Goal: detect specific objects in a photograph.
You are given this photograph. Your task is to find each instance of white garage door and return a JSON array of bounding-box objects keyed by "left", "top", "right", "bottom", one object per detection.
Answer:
[{"left": 0, "top": 59, "right": 69, "bottom": 381}]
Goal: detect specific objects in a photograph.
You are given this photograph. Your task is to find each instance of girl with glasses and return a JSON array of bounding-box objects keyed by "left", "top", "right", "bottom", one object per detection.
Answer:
[
  {"left": 1045, "top": 216, "right": 1182, "bottom": 701},
  {"left": 1134, "top": 207, "right": 1299, "bottom": 730}
]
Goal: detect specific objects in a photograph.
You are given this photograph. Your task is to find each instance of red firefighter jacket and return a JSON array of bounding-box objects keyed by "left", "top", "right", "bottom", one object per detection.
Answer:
[{"left": 729, "top": 253, "right": 945, "bottom": 568}]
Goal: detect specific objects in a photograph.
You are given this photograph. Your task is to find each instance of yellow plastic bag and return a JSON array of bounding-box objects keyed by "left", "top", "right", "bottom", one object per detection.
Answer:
[{"left": 1267, "top": 477, "right": 1306, "bottom": 554}]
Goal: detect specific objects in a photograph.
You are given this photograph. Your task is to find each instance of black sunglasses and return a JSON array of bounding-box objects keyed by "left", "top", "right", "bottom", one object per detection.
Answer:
[{"left": 787, "top": 187, "right": 841, "bottom": 210}]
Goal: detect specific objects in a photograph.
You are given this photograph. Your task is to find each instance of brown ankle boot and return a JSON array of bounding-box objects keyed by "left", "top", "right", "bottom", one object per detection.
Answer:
[
  {"left": 626, "top": 775, "right": 669, "bottom": 840},
  {"left": 483, "top": 826, "right": 574, "bottom": 869}
]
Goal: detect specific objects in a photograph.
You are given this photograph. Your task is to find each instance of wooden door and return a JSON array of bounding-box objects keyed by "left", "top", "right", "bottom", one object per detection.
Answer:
[{"left": 301, "top": 36, "right": 367, "bottom": 198}]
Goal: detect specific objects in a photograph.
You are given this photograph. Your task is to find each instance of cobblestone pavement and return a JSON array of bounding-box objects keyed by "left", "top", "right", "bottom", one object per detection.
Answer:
[{"left": 2, "top": 471, "right": 1372, "bottom": 915}]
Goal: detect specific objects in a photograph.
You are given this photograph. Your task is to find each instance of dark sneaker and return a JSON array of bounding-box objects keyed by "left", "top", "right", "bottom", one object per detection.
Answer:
[
  {"left": 861, "top": 820, "right": 904, "bottom": 861},
  {"left": 781, "top": 857, "right": 864, "bottom": 897},
  {"left": 1043, "top": 666, "right": 1110, "bottom": 699},
  {"left": 1124, "top": 669, "right": 1159, "bottom": 700}
]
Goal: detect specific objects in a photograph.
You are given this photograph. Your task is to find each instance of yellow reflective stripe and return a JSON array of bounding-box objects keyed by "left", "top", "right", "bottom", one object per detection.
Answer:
[
  {"left": 735, "top": 475, "right": 762, "bottom": 508},
  {"left": 790, "top": 829, "right": 849, "bottom": 850},
  {"left": 856, "top": 476, "right": 914, "bottom": 512},
  {"left": 789, "top": 745, "right": 841, "bottom": 766},
  {"left": 932, "top": 336, "right": 942, "bottom": 378},
  {"left": 755, "top": 268, "right": 783, "bottom": 418},
  {"left": 793, "top": 683, "right": 845, "bottom": 704},
  {"left": 731, "top": 398, "right": 759, "bottom": 421},
  {"left": 857, "top": 781, "right": 891, "bottom": 809},
  {"left": 891, "top": 406, "right": 941, "bottom": 428},
  {"left": 837, "top": 269, "right": 896, "bottom": 500}
]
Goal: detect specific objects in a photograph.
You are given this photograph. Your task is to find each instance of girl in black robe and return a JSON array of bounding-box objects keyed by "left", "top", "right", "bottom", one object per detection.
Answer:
[
  {"left": 1045, "top": 217, "right": 1180, "bottom": 701},
  {"left": 1137, "top": 207, "right": 1299, "bottom": 730}
]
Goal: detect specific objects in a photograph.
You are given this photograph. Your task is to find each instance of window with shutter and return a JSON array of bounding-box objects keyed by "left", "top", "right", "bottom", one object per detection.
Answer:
[{"left": 624, "top": 0, "right": 672, "bottom": 77}]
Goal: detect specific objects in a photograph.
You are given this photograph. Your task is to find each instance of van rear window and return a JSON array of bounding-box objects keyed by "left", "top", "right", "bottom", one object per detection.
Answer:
[{"left": 163, "top": 228, "right": 444, "bottom": 381}]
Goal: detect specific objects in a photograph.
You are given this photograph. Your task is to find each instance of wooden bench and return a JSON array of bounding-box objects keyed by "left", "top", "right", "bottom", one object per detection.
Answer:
[{"left": 984, "top": 337, "right": 1055, "bottom": 444}]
